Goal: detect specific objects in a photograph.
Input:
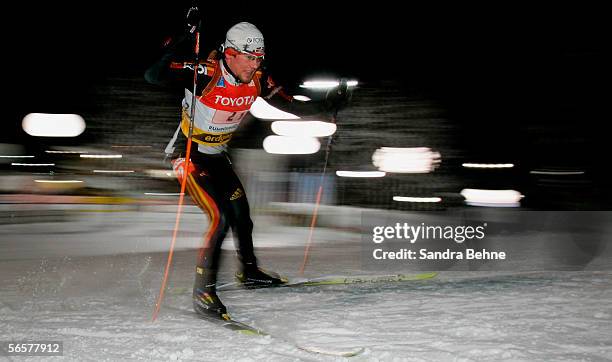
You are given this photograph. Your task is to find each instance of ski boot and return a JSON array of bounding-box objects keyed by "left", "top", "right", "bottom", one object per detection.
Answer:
[
  {"left": 236, "top": 263, "right": 287, "bottom": 288},
  {"left": 193, "top": 266, "right": 230, "bottom": 320},
  {"left": 193, "top": 288, "right": 230, "bottom": 320}
]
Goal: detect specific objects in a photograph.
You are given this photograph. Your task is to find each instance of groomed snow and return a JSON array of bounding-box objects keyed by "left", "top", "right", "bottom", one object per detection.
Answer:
[{"left": 1, "top": 207, "right": 611, "bottom": 361}]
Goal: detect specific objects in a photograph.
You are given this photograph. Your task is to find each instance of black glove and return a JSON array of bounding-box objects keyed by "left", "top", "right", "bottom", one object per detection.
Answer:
[{"left": 186, "top": 6, "right": 200, "bottom": 33}]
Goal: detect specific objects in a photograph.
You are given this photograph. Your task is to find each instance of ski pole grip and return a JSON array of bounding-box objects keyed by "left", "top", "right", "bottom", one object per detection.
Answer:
[{"left": 186, "top": 6, "right": 200, "bottom": 34}]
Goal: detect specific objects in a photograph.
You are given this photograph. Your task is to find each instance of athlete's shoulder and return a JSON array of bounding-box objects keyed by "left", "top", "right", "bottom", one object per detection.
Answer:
[{"left": 202, "top": 50, "right": 221, "bottom": 75}]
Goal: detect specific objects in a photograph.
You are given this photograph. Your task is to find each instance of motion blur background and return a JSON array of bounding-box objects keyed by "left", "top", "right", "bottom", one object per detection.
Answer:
[
  {"left": 2, "top": 6, "right": 611, "bottom": 359},
  {"left": 2, "top": 2, "right": 609, "bottom": 221}
]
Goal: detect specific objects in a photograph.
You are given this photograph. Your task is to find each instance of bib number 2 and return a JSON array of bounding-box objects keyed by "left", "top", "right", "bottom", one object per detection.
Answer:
[{"left": 212, "top": 110, "right": 248, "bottom": 125}]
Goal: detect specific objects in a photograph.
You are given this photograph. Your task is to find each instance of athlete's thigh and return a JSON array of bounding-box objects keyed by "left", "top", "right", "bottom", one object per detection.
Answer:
[
  {"left": 172, "top": 158, "right": 224, "bottom": 211},
  {"left": 208, "top": 158, "right": 247, "bottom": 203}
]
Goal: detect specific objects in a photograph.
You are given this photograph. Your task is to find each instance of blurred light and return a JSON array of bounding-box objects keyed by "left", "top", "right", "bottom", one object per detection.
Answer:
[
  {"left": 80, "top": 154, "right": 122, "bottom": 159},
  {"left": 93, "top": 170, "right": 135, "bottom": 173},
  {"left": 34, "top": 180, "right": 83, "bottom": 183},
  {"left": 336, "top": 171, "right": 386, "bottom": 178},
  {"left": 271, "top": 121, "right": 336, "bottom": 137},
  {"left": 300, "top": 80, "right": 338, "bottom": 89},
  {"left": 11, "top": 163, "right": 55, "bottom": 166},
  {"left": 292, "top": 95, "right": 311, "bottom": 102},
  {"left": 46, "top": 150, "right": 88, "bottom": 154},
  {"left": 299, "top": 80, "right": 359, "bottom": 89},
  {"left": 393, "top": 196, "right": 442, "bottom": 203},
  {"left": 249, "top": 97, "right": 300, "bottom": 120},
  {"left": 145, "top": 169, "right": 175, "bottom": 178},
  {"left": 144, "top": 193, "right": 183, "bottom": 196},
  {"left": 263, "top": 136, "right": 320, "bottom": 154},
  {"left": 372, "top": 147, "right": 441, "bottom": 173},
  {"left": 111, "top": 145, "right": 152, "bottom": 149},
  {"left": 22, "top": 113, "right": 86, "bottom": 137},
  {"left": 0, "top": 155, "right": 34, "bottom": 158},
  {"left": 460, "top": 189, "right": 523, "bottom": 207},
  {"left": 530, "top": 170, "right": 585, "bottom": 175},
  {"left": 463, "top": 163, "right": 514, "bottom": 169}
]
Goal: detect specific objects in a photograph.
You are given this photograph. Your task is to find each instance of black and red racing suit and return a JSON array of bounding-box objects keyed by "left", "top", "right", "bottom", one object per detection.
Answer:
[{"left": 145, "top": 35, "right": 292, "bottom": 290}]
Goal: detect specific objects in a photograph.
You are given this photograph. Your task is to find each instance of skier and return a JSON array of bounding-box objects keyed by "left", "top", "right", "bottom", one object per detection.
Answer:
[{"left": 145, "top": 20, "right": 291, "bottom": 319}]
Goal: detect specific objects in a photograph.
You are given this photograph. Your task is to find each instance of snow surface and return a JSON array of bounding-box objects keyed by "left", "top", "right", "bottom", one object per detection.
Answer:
[{"left": 2, "top": 206, "right": 612, "bottom": 361}]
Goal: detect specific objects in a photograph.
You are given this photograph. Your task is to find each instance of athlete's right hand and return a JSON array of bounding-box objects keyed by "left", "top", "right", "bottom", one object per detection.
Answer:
[{"left": 185, "top": 6, "right": 200, "bottom": 33}]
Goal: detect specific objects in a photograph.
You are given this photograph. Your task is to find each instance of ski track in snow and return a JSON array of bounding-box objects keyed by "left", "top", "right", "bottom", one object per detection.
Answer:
[
  {"left": 1, "top": 207, "right": 611, "bottom": 360},
  {"left": 2, "top": 257, "right": 612, "bottom": 361}
]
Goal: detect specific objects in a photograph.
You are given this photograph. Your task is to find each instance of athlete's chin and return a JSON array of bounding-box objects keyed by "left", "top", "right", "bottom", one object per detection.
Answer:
[{"left": 239, "top": 73, "right": 255, "bottom": 83}]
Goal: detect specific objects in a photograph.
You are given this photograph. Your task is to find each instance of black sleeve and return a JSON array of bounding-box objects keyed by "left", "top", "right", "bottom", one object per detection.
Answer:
[{"left": 144, "top": 34, "right": 197, "bottom": 88}]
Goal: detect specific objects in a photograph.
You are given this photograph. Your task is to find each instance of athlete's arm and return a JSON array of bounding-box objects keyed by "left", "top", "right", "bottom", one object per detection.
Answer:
[
  {"left": 144, "top": 34, "right": 202, "bottom": 88},
  {"left": 260, "top": 74, "right": 294, "bottom": 102}
]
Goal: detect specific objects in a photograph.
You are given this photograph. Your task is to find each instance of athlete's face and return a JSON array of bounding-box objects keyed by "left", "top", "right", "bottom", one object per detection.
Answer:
[{"left": 226, "top": 52, "right": 263, "bottom": 83}]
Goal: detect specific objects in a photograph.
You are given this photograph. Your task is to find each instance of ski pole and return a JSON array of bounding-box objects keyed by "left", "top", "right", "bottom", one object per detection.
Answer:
[
  {"left": 299, "top": 79, "right": 349, "bottom": 275},
  {"left": 152, "top": 7, "right": 202, "bottom": 322}
]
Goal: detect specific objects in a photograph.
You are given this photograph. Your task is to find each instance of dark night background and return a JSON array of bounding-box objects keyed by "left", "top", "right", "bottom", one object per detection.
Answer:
[
  {"left": 3, "top": 2, "right": 610, "bottom": 209},
  {"left": 8, "top": 3, "right": 607, "bottom": 110}
]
